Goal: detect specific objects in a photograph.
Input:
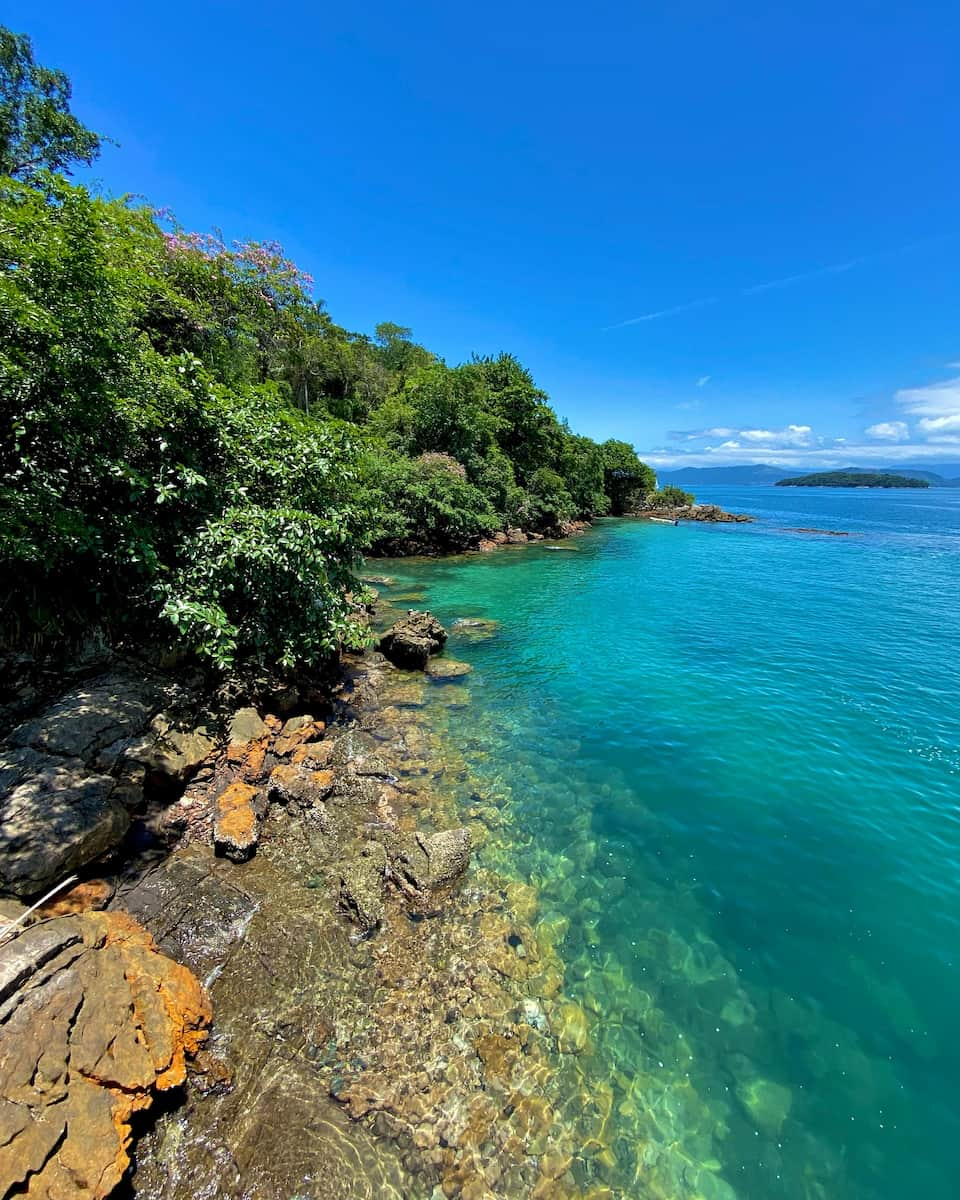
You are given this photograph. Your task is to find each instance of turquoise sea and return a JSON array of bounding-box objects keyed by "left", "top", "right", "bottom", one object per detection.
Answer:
[{"left": 373, "top": 486, "right": 960, "bottom": 1200}]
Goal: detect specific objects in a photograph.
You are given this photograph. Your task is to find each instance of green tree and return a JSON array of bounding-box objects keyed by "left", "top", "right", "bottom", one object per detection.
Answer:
[
  {"left": 0, "top": 27, "right": 105, "bottom": 179},
  {"left": 560, "top": 433, "right": 609, "bottom": 518},
  {"left": 466, "top": 353, "right": 563, "bottom": 482},
  {"left": 599, "top": 439, "right": 656, "bottom": 514}
]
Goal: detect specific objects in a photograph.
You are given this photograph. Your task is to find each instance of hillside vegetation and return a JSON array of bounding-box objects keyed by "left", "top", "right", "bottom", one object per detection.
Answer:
[{"left": 0, "top": 28, "right": 657, "bottom": 669}]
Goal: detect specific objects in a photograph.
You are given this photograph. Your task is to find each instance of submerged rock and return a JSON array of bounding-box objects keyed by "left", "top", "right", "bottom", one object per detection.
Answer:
[
  {"left": 378, "top": 611, "right": 447, "bottom": 670},
  {"left": 339, "top": 840, "right": 387, "bottom": 929},
  {"left": 735, "top": 1076, "right": 793, "bottom": 1135},
  {"left": 422, "top": 827, "right": 472, "bottom": 885},
  {"left": 425, "top": 658, "right": 473, "bottom": 680},
  {"left": 451, "top": 617, "right": 500, "bottom": 641},
  {"left": 385, "top": 827, "right": 472, "bottom": 891},
  {"left": 0, "top": 909, "right": 210, "bottom": 1200}
]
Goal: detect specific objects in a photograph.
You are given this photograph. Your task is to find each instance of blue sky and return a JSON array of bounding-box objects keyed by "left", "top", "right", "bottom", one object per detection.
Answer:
[{"left": 10, "top": 0, "right": 960, "bottom": 468}]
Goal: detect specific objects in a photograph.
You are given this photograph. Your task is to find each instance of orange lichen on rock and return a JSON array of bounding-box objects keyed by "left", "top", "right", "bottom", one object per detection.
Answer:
[
  {"left": 0, "top": 910, "right": 211, "bottom": 1200},
  {"left": 36, "top": 877, "right": 114, "bottom": 917},
  {"left": 213, "top": 781, "right": 259, "bottom": 861}
]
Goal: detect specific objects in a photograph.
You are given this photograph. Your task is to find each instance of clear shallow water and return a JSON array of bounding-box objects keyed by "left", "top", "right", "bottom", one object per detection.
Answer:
[{"left": 373, "top": 486, "right": 960, "bottom": 1200}]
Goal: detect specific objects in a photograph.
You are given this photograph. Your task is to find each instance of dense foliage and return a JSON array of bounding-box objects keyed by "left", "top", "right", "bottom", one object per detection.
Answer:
[
  {"left": 643, "top": 485, "right": 694, "bottom": 508},
  {"left": 0, "top": 26, "right": 658, "bottom": 668},
  {"left": 776, "top": 472, "right": 929, "bottom": 488}
]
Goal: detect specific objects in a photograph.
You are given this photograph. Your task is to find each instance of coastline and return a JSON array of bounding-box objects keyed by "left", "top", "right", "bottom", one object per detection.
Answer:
[{"left": 1, "top": 631, "right": 637, "bottom": 1198}]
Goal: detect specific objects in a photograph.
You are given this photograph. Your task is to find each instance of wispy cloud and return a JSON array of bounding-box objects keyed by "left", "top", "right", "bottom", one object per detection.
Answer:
[
  {"left": 641, "top": 440, "right": 960, "bottom": 469},
  {"left": 695, "top": 375, "right": 711, "bottom": 388},
  {"left": 606, "top": 297, "right": 717, "bottom": 329},
  {"left": 742, "top": 260, "right": 856, "bottom": 295},
  {"left": 610, "top": 234, "right": 954, "bottom": 329}
]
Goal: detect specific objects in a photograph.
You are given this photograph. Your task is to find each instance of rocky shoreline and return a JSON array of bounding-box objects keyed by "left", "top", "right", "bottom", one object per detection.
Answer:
[
  {"left": 636, "top": 503, "right": 753, "bottom": 523},
  {"left": 0, "top": 609, "right": 624, "bottom": 1199}
]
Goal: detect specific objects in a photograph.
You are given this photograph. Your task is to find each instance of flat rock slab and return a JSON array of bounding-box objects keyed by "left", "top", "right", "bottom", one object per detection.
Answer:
[
  {"left": 0, "top": 910, "right": 210, "bottom": 1200},
  {"left": 9, "top": 671, "right": 162, "bottom": 764},
  {"left": 426, "top": 658, "right": 473, "bottom": 680},
  {"left": 0, "top": 748, "right": 129, "bottom": 897}
]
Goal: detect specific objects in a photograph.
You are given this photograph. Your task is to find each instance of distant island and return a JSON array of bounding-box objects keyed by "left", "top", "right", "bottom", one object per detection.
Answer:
[
  {"left": 776, "top": 471, "right": 930, "bottom": 488},
  {"left": 657, "top": 463, "right": 960, "bottom": 487}
]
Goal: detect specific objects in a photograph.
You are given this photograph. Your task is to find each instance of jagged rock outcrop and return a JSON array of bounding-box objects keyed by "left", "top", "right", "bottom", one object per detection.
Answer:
[
  {"left": 639, "top": 503, "right": 753, "bottom": 523},
  {"left": 378, "top": 612, "right": 447, "bottom": 670},
  {"left": 0, "top": 909, "right": 210, "bottom": 1199}
]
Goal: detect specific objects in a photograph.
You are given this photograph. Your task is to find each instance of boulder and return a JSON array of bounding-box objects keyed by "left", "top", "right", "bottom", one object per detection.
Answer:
[
  {"left": 8, "top": 672, "right": 161, "bottom": 765},
  {"left": 339, "top": 841, "right": 387, "bottom": 930},
  {"left": 228, "top": 706, "right": 268, "bottom": 744},
  {"left": 0, "top": 910, "right": 210, "bottom": 1200},
  {"left": 378, "top": 612, "right": 447, "bottom": 670},
  {"left": 385, "top": 827, "right": 472, "bottom": 891},
  {"left": 213, "top": 781, "right": 260, "bottom": 862},
  {"left": 422, "top": 828, "right": 472, "bottom": 885},
  {"left": 505, "top": 527, "right": 528, "bottom": 544},
  {"left": 0, "top": 748, "right": 129, "bottom": 897},
  {"left": 268, "top": 763, "right": 335, "bottom": 808},
  {"left": 136, "top": 714, "right": 216, "bottom": 784}
]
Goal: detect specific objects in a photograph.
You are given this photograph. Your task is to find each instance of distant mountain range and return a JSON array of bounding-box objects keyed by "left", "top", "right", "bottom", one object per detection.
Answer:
[{"left": 656, "top": 463, "right": 960, "bottom": 487}]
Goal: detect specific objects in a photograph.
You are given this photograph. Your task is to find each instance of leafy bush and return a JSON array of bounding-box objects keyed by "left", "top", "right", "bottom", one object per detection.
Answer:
[{"left": 645, "top": 486, "right": 694, "bottom": 508}]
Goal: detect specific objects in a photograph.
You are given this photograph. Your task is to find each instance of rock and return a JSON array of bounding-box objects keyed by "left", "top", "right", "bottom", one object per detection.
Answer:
[
  {"left": 735, "top": 1076, "right": 793, "bottom": 1135},
  {"left": 451, "top": 618, "right": 500, "bottom": 640},
  {"left": 36, "top": 878, "right": 115, "bottom": 917},
  {"left": 639, "top": 504, "right": 752, "bottom": 524},
  {"left": 138, "top": 715, "right": 216, "bottom": 784},
  {"left": 274, "top": 716, "right": 325, "bottom": 758},
  {"left": 505, "top": 527, "right": 528, "bottom": 544},
  {"left": 228, "top": 707, "right": 268, "bottom": 744},
  {"left": 8, "top": 672, "right": 161, "bottom": 764},
  {"left": 268, "top": 763, "right": 335, "bottom": 808},
  {"left": 213, "top": 781, "right": 260, "bottom": 861},
  {"left": 379, "top": 612, "right": 448, "bottom": 670},
  {"left": 426, "top": 658, "right": 473, "bottom": 680},
  {"left": 422, "top": 828, "right": 472, "bottom": 885},
  {"left": 339, "top": 841, "right": 387, "bottom": 930},
  {"left": 492, "top": 531, "right": 509, "bottom": 544},
  {"left": 0, "top": 749, "right": 129, "bottom": 897},
  {"left": 478, "top": 538, "right": 498, "bottom": 552},
  {"left": 0, "top": 910, "right": 210, "bottom": 1200},
  {"left": 385, "top": 828, "right": 472, "bottom": 891}
]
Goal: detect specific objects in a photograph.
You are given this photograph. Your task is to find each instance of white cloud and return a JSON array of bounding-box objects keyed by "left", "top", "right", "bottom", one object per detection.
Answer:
[
  {"left": 865, "top": 420, "right": 910, "bottom": 441},
  {"left": 895, "top": 376, "right": 960, "bottom": 441},
  {"left": 640, "top": 441, "right": 960, "bottom": 469},
  {"left": 739, "top": 424, "right": 812, "bottom": 445},
  {"left": 696, "top": 375, "right": 711, "bottom": 388}
]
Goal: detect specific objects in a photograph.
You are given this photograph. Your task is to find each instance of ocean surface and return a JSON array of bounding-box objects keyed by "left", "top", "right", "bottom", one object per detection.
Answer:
[{"left": 371, "top": 485, "right": 960, "bottom": 1200}]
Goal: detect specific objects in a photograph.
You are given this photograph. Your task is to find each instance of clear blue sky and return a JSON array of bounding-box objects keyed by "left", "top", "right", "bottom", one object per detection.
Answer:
[{"left": 10, "top": 0, "right": 960, "bottom": 468}]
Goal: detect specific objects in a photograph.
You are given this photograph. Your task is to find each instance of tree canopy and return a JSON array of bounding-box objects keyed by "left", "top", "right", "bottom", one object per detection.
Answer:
[
  {"left": 0, "top": 28, "right": 104, "bottom": 178},
  {"left": 0, "top": 25, "right": 658, "bottom": 670}
]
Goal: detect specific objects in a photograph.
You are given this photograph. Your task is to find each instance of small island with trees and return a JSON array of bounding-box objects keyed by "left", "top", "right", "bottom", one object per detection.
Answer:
[{"left": 776, "top": 471, "right": 930, "bottom": 488}]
